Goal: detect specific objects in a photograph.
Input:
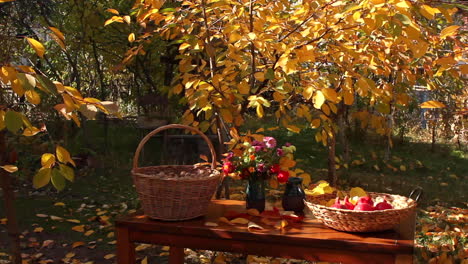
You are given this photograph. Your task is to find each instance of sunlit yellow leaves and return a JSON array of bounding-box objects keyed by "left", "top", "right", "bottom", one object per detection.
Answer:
[
  {"left": 41, "top": 153, "right": 55, "bottom": 168},
  {"left": 311, "top": 119, "right": 320, "bottom": 129},
  {"left": 313, "top": 91, "right": 325, "bottom": 109},
  {"left": 51, "top": 168, "right": 66, "bottom": 191},
  {"left": 106, "top": 8, "right": 119, "bottom": 15},
  {"left": 0, "top": 0, "right": 16, "bottom": 3},
  {"left": 59, "top": 164, "right": 74, "bottom": 182},
  {"left": 0, "top": 165, "right": 18, "bottom": 173},
  {"left": 56, "top": 146, "right": 76, "bottom": 166},
  {"left": 220, "top": 108, "right": 233, "bottom": 123},
  {"left": 25, "top": 90, "right": 41, "bottom": 104},
  {"left": 420, "top": 100, "right": 446, "bottom": 109},
  {"left": 128, "top": 33, "right": 136, "bottom": 42},
  {"left": 322, "top": 88, "right": 338, "bottom": 103},
  {"left": 104, "top": 16, "right": 124, "bottom": 26},
  {"left": 343, "top": 91, "right": 354, "bottom": 105},
  {"left": 411, "top": 40, "right": 429, "bottom": 59},
  {"left": 49, "top": 27, "right": 65, "bottom": 49},
  {"left": 440, "top": 25, "right": 459, "bottom": 40},
  {"left": 349, "top": 187, "right": 367, "bottom": 198},
  {"left": 279, "top": 157, "right": 296, "bottom": 169},
  {"left": 419, "top": 5, "right": 440, "bottom": 20},
  {"left": 33, "top": 168, "right": 52, "bottom": 189},
  {"left": 26, "top": 38, "right": 45, "bottom": 58}
]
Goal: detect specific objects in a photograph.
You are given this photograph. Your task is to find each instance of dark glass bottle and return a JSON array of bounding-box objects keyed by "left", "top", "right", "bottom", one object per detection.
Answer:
[
  {"left": 282, "top": 177, "right": 305, "bottom": 213},
  {"left": 245, "top": 173, "right": 266, "bottom": 212}
]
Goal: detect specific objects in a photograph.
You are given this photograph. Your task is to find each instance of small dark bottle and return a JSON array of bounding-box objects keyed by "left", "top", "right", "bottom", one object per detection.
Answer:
[{"left": 282, "top": 177, "right": 305, "bottom": 213}]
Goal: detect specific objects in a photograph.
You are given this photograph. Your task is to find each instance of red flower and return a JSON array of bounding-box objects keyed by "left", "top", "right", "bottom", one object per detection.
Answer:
[
  {"left": 222, "top": 162, "right": 234, "bottom": 175},
  {"left": 270, "top": 164, "right": 280, "bottom": 174},
  {"left": 277, "top": 170, "right": 289, "bottom": 183}
]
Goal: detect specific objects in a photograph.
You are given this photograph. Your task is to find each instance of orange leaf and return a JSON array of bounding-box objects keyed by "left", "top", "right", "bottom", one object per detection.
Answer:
[{"left": 420, "top": 100, "right": 446, "bottom": 109}]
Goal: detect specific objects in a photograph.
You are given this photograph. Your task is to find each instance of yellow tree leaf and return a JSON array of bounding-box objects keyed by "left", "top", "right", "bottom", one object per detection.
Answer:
[
  {"left": 220, "top": 108, "right": 233, "bottom": 123},
  {"left": 128, "top": 33, "right": 135, "bottom": 42},
  {"left": 420, "top": 100, "right": 446, "bottom": 108},
  {"left": 26, "top": 38, "right": 45, "bottom": 58},
  {"left": 311, "top": 119, "right": 320, "bottom": 129},
  {"left": 106, "top": 8, "right": 119, "bottom": 15},
  {"left": 349, "top": 187, "right": 367, "bottom": 197},
  {"left": 313, "top": 91, "right": 325, "bottom": 109},
  {"left": 23, "top": 126, "right": 41, "bottom": 137},
  {"left": 419, "top": 5, "right": 440, "bottom": 20},
  {"left": 343, "top": 91, "right": 354, "bottom": 105},
  {"left": 56, "top": 146, "right": 76, "bottom": 166},
  {"left": 0, "top": 165, "right": 18, "bottom": 173},
  {"left": 0, "top": 0, "right": 16, "bottom": 3},
  {"left": 41, "top": 153, "right": 56, "bottom": 168},
  {"left": 440, "top": 25, "right": 459, "bottom": 40},
  {"left": 33, "top": 168, "right": 52, "bottom": 188},
  {"left": 25, "top": 90, "right": 41, "bottom": 105},
  {"left": 322, "top": 88, "right": 338, "bottom": 103}
]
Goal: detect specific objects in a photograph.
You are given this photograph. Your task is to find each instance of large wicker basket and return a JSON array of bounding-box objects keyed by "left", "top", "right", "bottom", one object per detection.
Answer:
[
  {"left": 305, "top": 192, "right": 417, "bottom": 232},
  {"left": 131, "top": 124, "right": 221, "bottom": 221}
]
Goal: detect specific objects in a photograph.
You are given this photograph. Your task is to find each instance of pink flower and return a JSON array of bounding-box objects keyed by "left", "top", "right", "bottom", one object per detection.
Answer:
[
  {"left": 226, "top": 152, "right": 234, "bottom": 160},
  {"left": 263, "top": 137, "right": 276, "bottom": 148},
  {"left": 285, "top": 142, "right": 292, "bottom": 147},
  {"left": 222, "top": 162, "right": 235, "bottom": 175},
  {"left": 254, "top": 145, "right": 263, "bottom": 152},
  {"left": 277, "top": 170, "right": 289, "bottom": 183},
  {"left": 257, "top": 163, "right": 266, "bottom": 172},
  {"left": 276, "top": 148, "right": 284, "bottom": 156}
]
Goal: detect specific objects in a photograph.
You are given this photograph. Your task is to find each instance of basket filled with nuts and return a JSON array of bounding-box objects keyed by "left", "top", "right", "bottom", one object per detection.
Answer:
[{"left": 131, "top": 124, "right": 221, "bottom": 221}]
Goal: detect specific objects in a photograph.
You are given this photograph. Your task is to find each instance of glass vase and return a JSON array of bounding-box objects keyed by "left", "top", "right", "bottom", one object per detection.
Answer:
[
  {"left": 282, "top": 177, "right": 305, "bottom": 213},
  {"left": 245, "top": 173, "right": 266, "bottom": 212}
]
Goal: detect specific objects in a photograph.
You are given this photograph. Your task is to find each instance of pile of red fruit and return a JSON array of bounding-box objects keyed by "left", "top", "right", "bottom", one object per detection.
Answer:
[{"left": 330, "top": 196, "right": 393, "bottom": 211}]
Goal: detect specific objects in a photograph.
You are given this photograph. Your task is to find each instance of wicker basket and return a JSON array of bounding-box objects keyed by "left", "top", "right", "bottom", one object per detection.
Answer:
[
  {"left": 305, "top": 192, "right": 417, "bottom": 232},
  {"left": 131, "top": 124, "right": 221, "bottom": 221}
]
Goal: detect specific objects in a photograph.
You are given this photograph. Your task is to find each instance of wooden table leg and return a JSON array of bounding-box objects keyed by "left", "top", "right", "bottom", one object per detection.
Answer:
[
  {"left": 169, "top": 246, "right": 184, "bottom": 264},
  {"left": 116, "top": 226, "right": 135, "bottom": 264}
]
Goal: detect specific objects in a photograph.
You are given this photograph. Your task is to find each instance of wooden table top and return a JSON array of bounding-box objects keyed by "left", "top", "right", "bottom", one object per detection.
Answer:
[{"left": 116, "top": 200, "right": 415, "bottom": 255}]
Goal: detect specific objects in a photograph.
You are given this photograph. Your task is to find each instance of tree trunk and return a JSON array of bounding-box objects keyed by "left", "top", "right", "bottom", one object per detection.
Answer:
[
  {"left": 431, "top": 121, "right": 436, "bottom": 152},
  {"left": 0, "top": 132, "right": 21, "bottom": 264},
  {"left": 327, "top": 130, "right": 337, "bottom": 187}
]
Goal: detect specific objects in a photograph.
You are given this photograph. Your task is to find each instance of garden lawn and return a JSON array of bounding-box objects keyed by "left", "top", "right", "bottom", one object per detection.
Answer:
[{"left": 0, "top": 123, "right": 467, "bottom": 263}]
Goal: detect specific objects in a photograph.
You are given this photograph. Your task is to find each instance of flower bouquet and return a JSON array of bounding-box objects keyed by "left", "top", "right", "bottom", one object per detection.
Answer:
[{"left": 222, "top": 135, "right": 297, "bottom": 211}]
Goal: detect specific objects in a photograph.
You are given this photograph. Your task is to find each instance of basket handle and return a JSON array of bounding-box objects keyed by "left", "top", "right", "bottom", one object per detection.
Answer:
[
  {"left": 409, "top": 186, "right": 423, "bottom": 203},
  {"left": 133, "top": 124, "right": 217, "bottom": 170}
]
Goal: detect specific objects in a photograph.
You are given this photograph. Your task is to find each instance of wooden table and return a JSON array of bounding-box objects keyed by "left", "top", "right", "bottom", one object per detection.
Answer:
[{"left": 116, "top": 200, "right": 415, "bottom": 264}]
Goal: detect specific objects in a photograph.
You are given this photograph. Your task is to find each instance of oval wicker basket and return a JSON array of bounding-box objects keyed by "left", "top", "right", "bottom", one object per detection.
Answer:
[
  {"left": 131, "top": 124, "right": 221, "bottom": 221},
  {"left": 305, "top": 192, "right": 417, "bottom": 232}
]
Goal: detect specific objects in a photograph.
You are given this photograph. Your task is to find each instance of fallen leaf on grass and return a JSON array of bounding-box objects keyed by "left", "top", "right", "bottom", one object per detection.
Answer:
[
  {"left": 72, "top": 225, "right": 85, "bottom": 232},
  {"left": 54, "top": 202, "right": 65, "bottom": 207},
  {"left": 65, "top": 252, "right": 75, "bottom": 258},
  {"left": 84, "top": 230, "right": 94, "bottom": 236},
  {"left": 34, "top": 227, "right": 44, "bottom": 233},
  {"left": 36, "top": 214, "right": 48, "bottom": 218},
  {"left": 42, "top": 240, "right": 54, "bottom": 248},
  {"left": 162, "top": 246, "right": 169, "bottom": 251},
  {"left": 50, "top": 215, "right": 63, "bottom": 221},
  {"left": 66, "top": 219, "right": 80, "bottom": 224},
  {"left": 135, "top": 244, "right": 152, "bottom": 251},
  {"left": 72, "top": 241, "right": 85, "bottom": 248},
  {"left": 141, "top": 257, "right": 148, "bottom": 264},
  {"left": 107, "top": 232, "right": 114, "bottom": 238},
  {"left": 104, "top": 254, "right": 115, "bottom": 259}
]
